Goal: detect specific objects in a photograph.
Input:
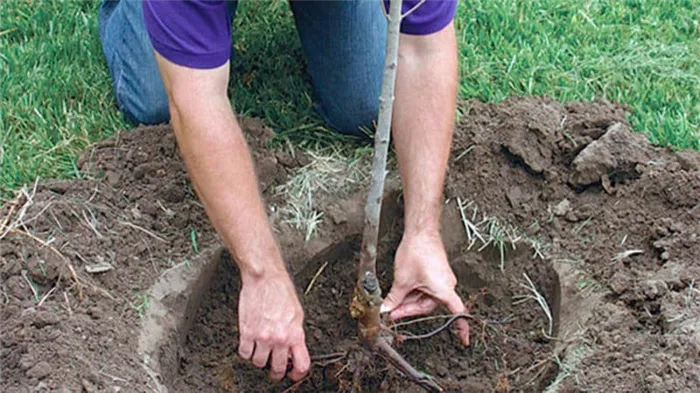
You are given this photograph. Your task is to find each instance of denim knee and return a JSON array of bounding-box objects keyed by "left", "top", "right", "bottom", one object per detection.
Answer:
[
  {"left": 99, "top": 0, "right": 170, "bottom": 126},
  {"left": 316, "top": 98, "right": 379, "bottom": 136},
  {"left": 116, "top": 83, "right": 170, "bottom": 126}
]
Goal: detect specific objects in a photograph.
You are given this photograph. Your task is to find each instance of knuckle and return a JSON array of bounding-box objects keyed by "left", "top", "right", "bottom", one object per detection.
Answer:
[
  {"left": 257, "top": 331, "right": 272, "bottom": 343},
  {"left": 270, "top": 332, "right": 287, "bottom": 346}
]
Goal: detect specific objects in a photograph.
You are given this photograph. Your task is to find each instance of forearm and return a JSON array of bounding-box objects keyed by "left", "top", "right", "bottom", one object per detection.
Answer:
[
  {"left": 393, "top": 23, "right": 458, "bottom": 236},
  {"left": 157, "top": 56, "right": 285, "bottom": 279}
]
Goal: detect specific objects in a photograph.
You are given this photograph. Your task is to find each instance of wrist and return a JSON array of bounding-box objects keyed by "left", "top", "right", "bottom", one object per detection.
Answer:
[
  {"left": 403, "top": 211, "right": 441, "bottom": 238},
  {"left": 225, "top": 230, "right": 288, "bottom": 283},
  {"left": 239, "top": 257, "right": 288, "bottom": 284}
]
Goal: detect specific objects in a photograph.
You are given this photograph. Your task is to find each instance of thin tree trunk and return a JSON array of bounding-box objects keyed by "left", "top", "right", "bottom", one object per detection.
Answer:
[{"left": 355, "top": 0, "right": 402, "bottom": 328}]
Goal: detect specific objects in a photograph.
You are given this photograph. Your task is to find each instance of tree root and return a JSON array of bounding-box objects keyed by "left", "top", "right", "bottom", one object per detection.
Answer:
[
  {"left": 309, "top": 312, "right": 475, "bottom": 393},
  {"left": 397, "top": 313, "right": 474, "bottom": 342},
  {"left": 375, "top": 338, "right": 445, "bottom": 392}
]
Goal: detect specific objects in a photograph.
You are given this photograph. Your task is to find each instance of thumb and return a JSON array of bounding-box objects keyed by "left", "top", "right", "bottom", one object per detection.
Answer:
[{"left": 381, "top": 284, "right": 409, "bottom": 314}]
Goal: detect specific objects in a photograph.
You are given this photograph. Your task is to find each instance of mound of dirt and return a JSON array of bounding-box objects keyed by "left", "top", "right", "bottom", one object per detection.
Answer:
[
  {"left": 446, "top": 97, "right": 700, "bottom": 392},
  {"left": 0, "top": 118, "right": 308, "bottom": 392},
  {"left": 1, "top": 97, "right": 698, "bottom": 393}
]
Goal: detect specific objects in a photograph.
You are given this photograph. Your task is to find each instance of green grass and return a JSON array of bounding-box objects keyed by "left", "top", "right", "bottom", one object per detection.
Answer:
[{"left": 2, "top": 0, "right": 699, "bottom": 194}]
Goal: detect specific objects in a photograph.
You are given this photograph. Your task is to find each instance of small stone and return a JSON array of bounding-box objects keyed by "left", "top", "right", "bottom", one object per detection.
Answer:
[
  {"left": 435, "top": 365, "right": 449, "bottom": 377},
  {"left": 326, "top": 205, "right": 347, "bottom": 225},
  {"left": 275, "top": 152, "right": 296, "bottom": 168},
  {"left": 82, "top": 379, "right": 97, "bottom": 393},
  {"left": 608, "top": 271, "right": 631, "bottom": 294},
  {"left": 506, "top": 186, "right": 523, "bottom": 208},
  {"left": 645, "top": 374, "right": 663, "bottom": 386},
  {"left": 661, "top": 251, "right": 670, "bottom": 261},
  {"left": 641, "top": 280, "right": 668, "bottom": 300},
  {"left": 551, "top": 218, "right": 563, "bottom": 233},
  {"left": 105, "top": 171, "right": 120, "bottom": 187},
  {"left": 26, "top": 361, "right": 52, "bottom": 379},
  {"left": 32, "top": 311, "right": 61, "bottom": 329},
  {"left": 295, "top": 155, "right": 310, "bottom": 168},
  {"left": 19, "top": 354, "right": 36, "bottom": 370},
  {"left": 88, "top": 307, "right": 102, "bottom": 320},
  {"left": 171, "top": 214, "right": 188, "bottom": 229},
  {"left": 654, "top": 226, "right": 669, "bottom": 238},
  {"left": 552, "top": 199, "right": 571, "bottom": 216},
  {"left": 565, "top": 211, "right": 579, "bottom": 223}
]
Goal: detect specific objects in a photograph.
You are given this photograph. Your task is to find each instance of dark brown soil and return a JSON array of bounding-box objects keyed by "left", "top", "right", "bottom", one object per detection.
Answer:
[
  {"left": 0, "top": 118, "right": 303, "bottom": 392},
  {"left": 172, "top": 211, "right": 560, "bottom": 393},
  {"left": 445, "top": 97, "right": 700, "bottom": 392},
  {"left": 1, "top": 97, "right": 698, "bottom": 393}
]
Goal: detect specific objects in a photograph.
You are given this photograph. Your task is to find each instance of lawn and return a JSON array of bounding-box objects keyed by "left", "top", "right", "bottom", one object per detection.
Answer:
[{"left": 2, "top": 0, "right": 699, "bottom": 194}]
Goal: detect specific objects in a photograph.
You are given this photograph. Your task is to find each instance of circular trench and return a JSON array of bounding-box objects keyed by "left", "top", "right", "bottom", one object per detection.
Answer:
[{"left": 140, "top": 200, "right": 563, "bottom": 393}]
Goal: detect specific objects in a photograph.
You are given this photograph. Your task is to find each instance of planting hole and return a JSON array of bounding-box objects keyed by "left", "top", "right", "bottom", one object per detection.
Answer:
[{"left": 163, "top": 211, "right": 561, "bottom": 393}]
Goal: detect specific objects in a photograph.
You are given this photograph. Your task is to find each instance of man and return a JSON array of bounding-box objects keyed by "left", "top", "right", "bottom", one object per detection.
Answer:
[{"left": 99, "top": 0, "right": 469, "bottom": 383}]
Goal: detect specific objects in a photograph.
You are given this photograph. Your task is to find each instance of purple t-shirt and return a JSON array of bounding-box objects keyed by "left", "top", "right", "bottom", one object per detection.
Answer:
[{"left": 144, "top": 0, "right": 457, "bottom": 69}]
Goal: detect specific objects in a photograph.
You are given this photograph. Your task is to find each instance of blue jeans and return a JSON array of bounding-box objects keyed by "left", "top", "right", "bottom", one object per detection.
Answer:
[{"left": 98, "top": 0, "right": 387, "bottom": 135}]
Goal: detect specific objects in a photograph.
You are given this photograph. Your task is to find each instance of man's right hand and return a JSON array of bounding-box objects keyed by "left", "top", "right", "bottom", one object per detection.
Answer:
[
  {"left": 237, "top": 269, "right": 310, "bottom": 382},
  {"left": 151, "top": 53, "right": 309, "bottom": 382}
]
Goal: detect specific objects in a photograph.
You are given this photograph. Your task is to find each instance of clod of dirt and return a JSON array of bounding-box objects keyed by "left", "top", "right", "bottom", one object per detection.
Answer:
[
  {"left": 569, "top": 122, "right": 651, "bottom": 188},
  {"left": 26, "top": 361, "right": 52, "bottom": 380}
]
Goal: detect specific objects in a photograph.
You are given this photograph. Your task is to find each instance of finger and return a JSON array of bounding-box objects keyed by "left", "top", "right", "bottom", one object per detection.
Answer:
[
  {"left": 238, "top": 336, "right": 254, "bottom": 360},
  {"left": 389, "top": 295, "right": 439, "bottom": 321},
  {"left": 386, "top": 290, "right": 422, "bottom": 314},
  {"left": 439, "top": 290, "right": 470, "bottom": 346},
  {"left": 381, "top": 284, "right": 411, "bottom": 313},
  {"left": 268, "top": 346, "right": 289, "bottom": 382},
  {"left": 252, "top": 341, "right": 272, "bottom": 368},
  {"left": 288, "top": 342, "right": 311, "bottom": 381}
]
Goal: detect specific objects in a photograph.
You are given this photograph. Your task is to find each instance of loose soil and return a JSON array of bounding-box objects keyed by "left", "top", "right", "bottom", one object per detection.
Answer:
[
  {"left": 1, "top": 97, "right": 698, "bottom": 393},
  {"left": 172, "top": 217, "right": 559, "bottom": 393}
]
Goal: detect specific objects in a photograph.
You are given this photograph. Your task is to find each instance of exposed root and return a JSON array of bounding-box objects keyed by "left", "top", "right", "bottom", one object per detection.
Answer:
[
  {"left": 281, "top": 376, "right": 310, "bottom": 393},
  {"left": 375, "top": 338, "right": 445, "bottom": 392},
  {"left": 310, "top": 351, "right": 348, "bottom": 367},
  {"left": 118, "top": 220, "right": 167, "bottom": 243},
  {"left": 398, "top": 313, "right": 475, "bottom": 342},
  {"left": 304, "top": 261, "right": 329, "bottom": 296}
]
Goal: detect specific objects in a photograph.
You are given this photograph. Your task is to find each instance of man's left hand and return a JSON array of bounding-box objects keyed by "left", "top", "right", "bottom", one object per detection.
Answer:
[{"left": 381, "top": 232, "right": 470, "bottom": 346}]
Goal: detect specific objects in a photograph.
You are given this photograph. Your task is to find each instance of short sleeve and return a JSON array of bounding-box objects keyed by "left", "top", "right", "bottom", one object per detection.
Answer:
[
  {"left": 383, "top": 0, "right": 457, "bottom": 35},
  {"left": 143, "top": 0, "right": 231, "bottom": 69}
]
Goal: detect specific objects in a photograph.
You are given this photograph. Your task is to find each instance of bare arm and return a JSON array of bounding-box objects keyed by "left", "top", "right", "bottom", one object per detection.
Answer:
[
  {"left": 154, "top": 54, "right": 280, "bottom": 277},
  {"left": 393, "top": 23, "right": 457, "bottom": 236},
  {"left": 383, "top": 22, "right": 469, "bottom": 345},
  {"left": 154, "top": 53, "right": 310, "bottom": 380}
]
